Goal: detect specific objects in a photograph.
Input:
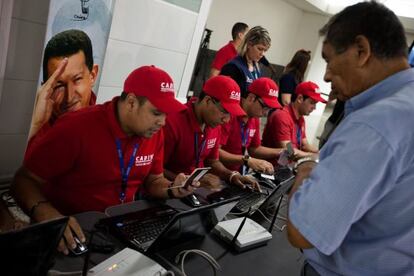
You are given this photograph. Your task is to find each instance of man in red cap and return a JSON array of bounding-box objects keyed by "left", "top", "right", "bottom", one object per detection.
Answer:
[
  {"left": 164, "top": 75, "right": 258, "bottom": 190},
  {"left": 219, "top": 77, "right": 284, "bottom": 174},
  {"left": 11, "top": 65, "right": 195, "bottom": 255},
  {"left": 262, "top": 81, "right": 326, "bottom": 157}
]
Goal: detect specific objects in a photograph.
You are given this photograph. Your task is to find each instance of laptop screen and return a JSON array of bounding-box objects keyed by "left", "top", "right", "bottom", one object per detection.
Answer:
[
  {"left": 148, "top": 198, "right": 238, "bottom": 253},
  {"left": 0, "top": 217, "right": 68, "bottom": 276},
  {"left": 100, "top": 198, "right": 238, "bottom": 254}
]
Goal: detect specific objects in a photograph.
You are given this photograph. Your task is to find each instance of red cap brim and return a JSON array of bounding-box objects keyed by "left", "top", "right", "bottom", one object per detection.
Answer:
[
  {"left": 221, "top": 102, "right": 246, "bottom": 116},
  {"left": 310, "top": 94, "right": 327, "bottom": 103},
  {"left": 262, "top": 97, "right": 282, "bottom": 109},
  {"left": 149, "top": 95, "right": 187, "bottom": 113}
]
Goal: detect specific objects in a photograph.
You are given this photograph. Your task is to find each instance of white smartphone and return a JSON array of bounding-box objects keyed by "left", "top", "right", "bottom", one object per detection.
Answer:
[
  {"left": 183, "top": 167, "right": 211, "bottom": 188},
  {"left": 168, "top": 167, "right": 211, "bottom": 189}
]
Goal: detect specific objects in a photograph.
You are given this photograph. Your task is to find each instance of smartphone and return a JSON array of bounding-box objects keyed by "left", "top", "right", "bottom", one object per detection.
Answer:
[
  {"left": 286, "top": 142, "right": 294, "bottom": 157},
  {"left": 278, "top": 142, "right": 294, "bottom": 166},
  {"left": 183, "top": 167, "right": 211, "bottom": 189}
]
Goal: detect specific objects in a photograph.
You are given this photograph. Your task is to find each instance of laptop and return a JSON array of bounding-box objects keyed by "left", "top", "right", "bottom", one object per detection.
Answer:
[
  {"left": 0, "top": 216, "right": 68, "bottom": 276},
  {"left": 99, "top": 198, "right": 238, "bottom": 254},
  {"left": 203, "top": 169, "right": 295, "bottom": 215}
]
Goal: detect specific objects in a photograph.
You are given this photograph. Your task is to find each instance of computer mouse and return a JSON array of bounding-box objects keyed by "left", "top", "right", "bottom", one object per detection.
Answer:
[
  {"left": 181, "top": 194, "right": 202, "bottom": 207},
  {"left": 69, "top": 235, "right": 88, "bottom": 256}
]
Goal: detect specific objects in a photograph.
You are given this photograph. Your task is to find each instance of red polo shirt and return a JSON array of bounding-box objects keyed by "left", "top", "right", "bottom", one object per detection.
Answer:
[
  {"left": 211, "top": 41, "right": 237, "bottom": 71},
  {"left": 25, "top": 92, "right": 97, "bottom": 160},
  {"left": 163, "top": 100, "right": 220, "bottom": 175},
  {"left": 24, "top": 97, "right": 164, "bottom": 215},
  {"left": 262, "top": 104, "right": 306, "bottom": 149},
  {"left": 220, "top": 116, "right": 261, "bottom": 171}
]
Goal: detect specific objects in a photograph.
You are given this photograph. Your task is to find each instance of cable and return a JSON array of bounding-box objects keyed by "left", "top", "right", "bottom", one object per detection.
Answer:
[
  {"left": 175, "top": 249, "right": 221, "bottom": 276},
  {"left": 255, "top": 208, "right": 286, "bottom": 232}
]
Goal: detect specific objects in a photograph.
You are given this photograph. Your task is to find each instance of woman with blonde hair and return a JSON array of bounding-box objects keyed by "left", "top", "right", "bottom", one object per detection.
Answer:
[{"left": 220, "top": 26, "right": 271, "bottom": 96}]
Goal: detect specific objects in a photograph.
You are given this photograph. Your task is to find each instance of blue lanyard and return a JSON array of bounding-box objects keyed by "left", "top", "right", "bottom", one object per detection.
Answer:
[
  {"left": 194, "top": 133, "right": 206, "bottom": 168},
  {"left": 251, "top": 66, "right": 259, "bottom": 80},
  {"left": 296, "top": 124, "right": 302, "bottom": 149},
  {"left": 115, "top": 139, "right": 139, "bottom": 203},
  {"left": 240, "top": 121, "right": 249, "bottom": 155}
]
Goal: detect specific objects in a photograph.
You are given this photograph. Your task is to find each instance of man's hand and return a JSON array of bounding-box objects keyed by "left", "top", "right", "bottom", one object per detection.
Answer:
[
  {"left": 230, "top": 173, "right": 261, "bottom": 192},
  {"left": 28, "top": 58, "right": 68, "bottom": 140},
  {"left": 199, "top": 173, "right": 222, "bottom": 191},
  {"left": 170, "top": 173, "right": 200, "bottom": 198},
  {"left": 59, "top": 216, "right": 85, "bottom": 255},
  {"left": 247, "top": 157, "right": 274, "bottom": 174},
  {"left": 32, "top": 202, "right": 85, "bottom": 255}
]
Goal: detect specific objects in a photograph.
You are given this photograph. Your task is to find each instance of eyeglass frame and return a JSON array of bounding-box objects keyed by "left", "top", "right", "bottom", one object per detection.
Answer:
[{"left": 254, "top": 95, "right": 271, "bottom": 111}]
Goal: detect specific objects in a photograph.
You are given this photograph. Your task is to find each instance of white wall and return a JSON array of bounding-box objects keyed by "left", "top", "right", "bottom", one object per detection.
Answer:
[
  {"left": 0, "top": 0, "right": 50, "bottom": 181},
  {"left": 97, "top": 0, "right": 210, "bottom": 103},
  {"left": 207, "top": 0, "right": 307, "bottom": 65}
]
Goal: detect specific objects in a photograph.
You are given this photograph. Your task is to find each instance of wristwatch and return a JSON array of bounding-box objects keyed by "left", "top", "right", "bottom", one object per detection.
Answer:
[
  {"left": 242, "top": 155, "right": 250, "bottom": 167},
  {"left": 294, "top": 156, "right": 319, "bottom": 173}
]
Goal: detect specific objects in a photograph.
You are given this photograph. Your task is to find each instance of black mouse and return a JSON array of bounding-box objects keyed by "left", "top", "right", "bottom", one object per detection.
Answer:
[{"left": 69, "top": 235, "right": 88, "bottom": 256}]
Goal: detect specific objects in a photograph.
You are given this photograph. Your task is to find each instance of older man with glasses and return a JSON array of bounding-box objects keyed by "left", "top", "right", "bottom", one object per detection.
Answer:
[
  {"left": 219, "top": 77, "right": 284, "bottom": 175},
  {"left": 163, "top": 75, "right": 259, "bottom": 191}
]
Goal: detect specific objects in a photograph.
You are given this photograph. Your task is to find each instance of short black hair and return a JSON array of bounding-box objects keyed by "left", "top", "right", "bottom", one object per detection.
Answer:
[
  {"left": 292, "top": 93, "right": 309, "bottom": 102},
  {"left": 198, "top": 91, "right": 208, "bottom": 102},
  {"left": 320, "top": 1, "right": 407, "bottom": 59},
  {"left": 42, "top": 29, "right": 94, "bottom": 82},
  {"left": 231, "top": 22, "right": 248, "bottom": 40},
  {"left": 120, "top": 92, "right": 147, "bottom": 105}
]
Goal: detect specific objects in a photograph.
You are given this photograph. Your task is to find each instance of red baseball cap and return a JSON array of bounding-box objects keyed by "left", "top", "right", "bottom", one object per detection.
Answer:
[
  {"left": 296, "top": 81, "right": 327, "bottom": 103},
  {"left": 248, "top": 77, "right": 282, "bottom": 109},
  {"left": 202, "top": 75, "right": 246, "bottom": 116},
  {"left": 123, "top": 65, "right": 187, "bottom": 113}
]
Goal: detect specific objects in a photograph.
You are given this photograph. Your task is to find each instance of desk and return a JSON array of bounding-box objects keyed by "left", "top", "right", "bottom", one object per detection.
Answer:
[{"left": 52, "top": 199, "right": 303, "bottom": 275}]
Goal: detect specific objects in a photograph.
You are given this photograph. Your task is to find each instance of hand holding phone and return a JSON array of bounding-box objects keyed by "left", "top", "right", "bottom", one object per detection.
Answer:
[
  {"left": 168, "top": 167, "right": 211, "bottom": 189},
  {"left": 278, "top": 142, "right": 295, "bottom": 166},
  {"left": 183, "top": 167, "right": 211, "bottom": 189}
]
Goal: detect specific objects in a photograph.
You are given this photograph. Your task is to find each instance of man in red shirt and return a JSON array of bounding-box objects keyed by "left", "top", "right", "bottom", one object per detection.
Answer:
[
  {"left": 28, "top": 30, "right": 98, "bottom": 142},
  {"left": 262, "top": 81, "right": 326, "bottom": 157},
  {"left": 11, "top": 66, "right": 194, "bottom": 255},
  {"left": 220, "top": 77, "right": 283, "bottom": 174},
  {"left": 164, "top": 75, "right": 257, "bottom": 190},
  {"left": 209, "top": 22, "right": 249, "bottom": 78}
]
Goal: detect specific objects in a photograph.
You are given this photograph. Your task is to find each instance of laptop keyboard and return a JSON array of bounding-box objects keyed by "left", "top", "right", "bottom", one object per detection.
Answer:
[
  {"left": 235, "top": 192, "right": 267, "bottom": 212},
  {"left": 110, "top": 206, "right": 177, "bottom": 250},
  {"left": 224, "top": 186, "right": 267, "bottom": 213}
]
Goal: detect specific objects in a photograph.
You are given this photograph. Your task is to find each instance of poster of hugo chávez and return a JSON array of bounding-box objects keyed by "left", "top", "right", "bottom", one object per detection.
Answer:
[{"left": 27, "top": 0, "right": 114, "bottom": 143}]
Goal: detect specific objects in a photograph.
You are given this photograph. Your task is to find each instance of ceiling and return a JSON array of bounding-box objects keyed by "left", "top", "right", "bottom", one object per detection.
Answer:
[{"left": 283, "top": 0, "right": 414, "bottom": 33}]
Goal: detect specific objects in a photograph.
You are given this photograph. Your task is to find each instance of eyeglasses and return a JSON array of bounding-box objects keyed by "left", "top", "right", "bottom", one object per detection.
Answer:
[
  {"left": 255, "top": 96, "right": 270, "bottom": 111},
  {"left": 211, "top": 98, "right": 230, "bottom": 115}
]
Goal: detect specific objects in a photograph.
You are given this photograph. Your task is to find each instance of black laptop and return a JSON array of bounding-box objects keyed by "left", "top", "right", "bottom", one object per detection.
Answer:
[
  {"left": 99, "top": 198, "right": 238, "bottom": 254},
  {"left": 203, "top": 168, "right": 295, "bottom": 215},
  {"left": 0, "top": 216, "right": 68, "bottom": 276}
]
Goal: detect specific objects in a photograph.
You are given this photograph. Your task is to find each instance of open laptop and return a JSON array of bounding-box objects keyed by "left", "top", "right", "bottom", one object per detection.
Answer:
[
  {"left": 0, "top": 216, "right": 68, "bottom": 276},
  {"left": 202, "top": 169, "right": 295, "bottom": 215},
  {"left": 98, "top": 198, "right": 238, "bottom": 254}
]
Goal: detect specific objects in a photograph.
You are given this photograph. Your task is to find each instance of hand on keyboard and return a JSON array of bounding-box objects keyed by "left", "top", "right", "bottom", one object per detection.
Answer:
[{"left": 230, "top": 174, "right": 261, "bottom": 192}]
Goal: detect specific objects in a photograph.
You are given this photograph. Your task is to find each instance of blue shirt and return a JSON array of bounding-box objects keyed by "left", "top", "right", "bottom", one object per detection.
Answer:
[{"left": 289, "top": 68, "right": 414, "bottom": 275}]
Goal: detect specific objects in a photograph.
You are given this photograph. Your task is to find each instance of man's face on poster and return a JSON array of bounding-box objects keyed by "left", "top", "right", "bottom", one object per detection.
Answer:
[{"left": 47, "top": 50, "right": 97, "bottom": 116}]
